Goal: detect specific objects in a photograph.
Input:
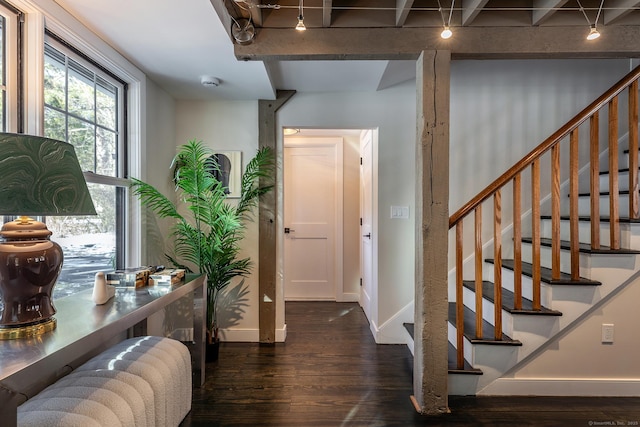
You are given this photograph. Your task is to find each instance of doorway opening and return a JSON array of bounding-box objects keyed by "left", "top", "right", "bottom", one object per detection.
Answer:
[{"left": 282, "top": 128, "right": 377, "bottom": 327}]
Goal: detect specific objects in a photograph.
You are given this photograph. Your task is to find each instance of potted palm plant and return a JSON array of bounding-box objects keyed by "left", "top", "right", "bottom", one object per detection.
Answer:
[{"left": 131, "top": 139, "right": 273, "bottom": 361}]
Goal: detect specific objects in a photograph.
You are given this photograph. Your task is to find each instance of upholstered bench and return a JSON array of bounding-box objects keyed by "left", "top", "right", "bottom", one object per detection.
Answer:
[{"left": 17, "top": 336, "right": 192, "bottom": 427}]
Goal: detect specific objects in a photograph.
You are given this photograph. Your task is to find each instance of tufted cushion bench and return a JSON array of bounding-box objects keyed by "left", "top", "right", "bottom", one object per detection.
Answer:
[{"left": 17, "top": 336, "right": 192, "bottom": 427}]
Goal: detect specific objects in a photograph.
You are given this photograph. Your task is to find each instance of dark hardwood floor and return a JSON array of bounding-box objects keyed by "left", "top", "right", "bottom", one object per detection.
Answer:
[{"left": 182, "top": 301, "right": 640, "bottom": 426}]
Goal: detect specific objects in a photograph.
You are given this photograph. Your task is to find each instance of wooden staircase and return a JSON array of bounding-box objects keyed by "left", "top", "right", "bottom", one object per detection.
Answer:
[{"left": 409, "top": 65, "right": 640, "bottom": 395}]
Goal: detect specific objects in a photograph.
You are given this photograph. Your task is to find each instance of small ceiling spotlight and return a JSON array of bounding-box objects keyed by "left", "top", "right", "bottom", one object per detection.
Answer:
[
  {"left": 295, "top": 16, "right": 306, "bottom": 31},
  {"left": 577, "top": 0, "right": 604, "bottom": 41},
  {"left": 201, "top": 75, "right": 221, "bottom": 87},
  {"left": 587, "top": 24, "right": 600, "bottom": 40},
  {"left": 283, "top": 128, "right": 300, "bottom": 135},
  {"left": 441, "top": 26, "right": 452, "bottom": 39},
  {"left": 437, "top": 0, "right": 455, "bottom": 40},
  {"left": 295, "top": 0, "right": 306, "bottom": 30}
]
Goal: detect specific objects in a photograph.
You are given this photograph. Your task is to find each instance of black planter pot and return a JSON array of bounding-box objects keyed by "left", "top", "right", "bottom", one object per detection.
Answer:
[{"left": 206, "top": 339, "right": 220, "bottom": 363}]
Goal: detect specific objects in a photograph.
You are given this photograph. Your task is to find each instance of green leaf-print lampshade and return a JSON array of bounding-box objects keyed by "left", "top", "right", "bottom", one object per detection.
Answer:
[{"left": 0, "top": 133, "right": 96, "bottom": 216}]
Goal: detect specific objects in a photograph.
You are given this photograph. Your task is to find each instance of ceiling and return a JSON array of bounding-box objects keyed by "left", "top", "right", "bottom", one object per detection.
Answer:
[{"left": 52, "top": 0, "right": 640, "bottom": 101}]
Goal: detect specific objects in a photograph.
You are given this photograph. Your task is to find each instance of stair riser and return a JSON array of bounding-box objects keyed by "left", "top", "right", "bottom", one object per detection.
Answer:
[
  {"left": 577, "top": 193, "right": 634, "bottom": 217},
  {"left": 598, "top": 170, "right": 633, "bottom": 192},
  {"left": 461, "top": 284, "right": 515, "bottom": 337},
  {"left": 540, "top": 219, "right": 610, "bottom": 246},
  {"left": 485, "top": 264, "right": 553, "bottom": 307},
  {"left": 520, "top": 243, "right": 593, "bottom": 279}
]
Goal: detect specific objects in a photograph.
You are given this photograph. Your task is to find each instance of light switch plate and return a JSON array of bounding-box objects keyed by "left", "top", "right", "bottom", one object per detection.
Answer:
[{"left": 391, "top": 206, "right": 409, "bottom": 219}]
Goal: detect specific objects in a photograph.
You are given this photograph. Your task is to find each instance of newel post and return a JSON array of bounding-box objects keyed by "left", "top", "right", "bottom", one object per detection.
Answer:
[{"left": 413, "top": 50, "right": 451, "bottom": 415}]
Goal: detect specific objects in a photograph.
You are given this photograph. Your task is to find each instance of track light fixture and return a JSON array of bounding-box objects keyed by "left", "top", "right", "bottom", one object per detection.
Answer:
[
  {"left": 437, "top": 0, "right": 455, "bottom": 39},
  {"left": 577, "top": 0, "right": 604, "bottom": 41},
  {"left": 295, "top": 0, "right": 306, "bottom": 31}
]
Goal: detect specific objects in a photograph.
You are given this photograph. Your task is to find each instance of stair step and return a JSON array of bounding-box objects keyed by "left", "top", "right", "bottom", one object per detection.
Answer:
[
  {"left": 540, "top": 215, "right": 640, "bottom": 224},
  {"left": 521, "top": 237, "right": 640, "bottom": 255},
  {"left": 448, "top": 303, "right": 522, "bottom": 346},
  {"left": 462, "top": 280, "right": 562, "bottom": 316},
  {"left": 578, "top": 189, "right": 636, "bottom": 197},
  {"left": 404, "top": 322, "right": 482, "bottom": 374},
  {"left": 486, "top": 259, "right": 601, "bottom": 286},
  {"left": 448, "top": 343, "right": 482, "bottom": 375}
]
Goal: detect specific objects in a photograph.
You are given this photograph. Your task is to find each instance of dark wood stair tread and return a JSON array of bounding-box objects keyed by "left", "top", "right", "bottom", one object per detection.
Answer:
[
  {"left": 578, "top": 189, "right": 636, "bottom": 197},
  {"left": 462, "top": 280, "right": 561, "bottom": 316},
  {"left": 486, "top": 259, "right": 601, "bottom": 286},
  {"left": 540, "top": 215, "right": 640, "bottom": 224},
  {"left": 521, "top": 237, "right": 640, "bottom": 255},
  {"left": 403, "top": 322, "right": 482, "bottom": 374},
  {"left": 448, "top": 303, "right": 522, "bottom": 346}
]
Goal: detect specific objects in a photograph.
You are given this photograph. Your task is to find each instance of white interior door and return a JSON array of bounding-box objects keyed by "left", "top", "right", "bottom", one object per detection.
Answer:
[
  {"left": 284, "top": 138, "right": 343, "bottom": 300},
  {"left": 360, "top": 130, "right": 374, "bottom": 319}
]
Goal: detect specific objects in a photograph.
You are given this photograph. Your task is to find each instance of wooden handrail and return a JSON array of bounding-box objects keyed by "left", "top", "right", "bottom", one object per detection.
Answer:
[{"left": 449, "top": 64, "right": 640, "bottom": 229}]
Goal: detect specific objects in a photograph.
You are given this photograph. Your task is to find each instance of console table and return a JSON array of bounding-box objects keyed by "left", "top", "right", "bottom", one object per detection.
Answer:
[{"left": 0, "top": 274, "right": 206, "bottom": 426}]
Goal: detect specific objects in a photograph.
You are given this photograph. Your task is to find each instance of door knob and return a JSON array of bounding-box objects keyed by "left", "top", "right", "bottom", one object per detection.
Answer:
[
  {"left": 285, "top": 227, "right": 295, "bottom": 234},
  {"left": 363, "top": 233, "right": 371, "bottom": 238}
]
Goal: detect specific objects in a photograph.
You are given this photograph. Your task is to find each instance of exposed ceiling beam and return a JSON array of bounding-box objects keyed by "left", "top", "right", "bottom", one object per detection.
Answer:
[
  {"left": 604, "top": 0, "right": 640, "bottom": 25},
  {"left": 209, "top": 0, "right": 235, "bottom": 41},
  {"left": 532, "top": 0, "right": 568, "bottom": 26},
  {"left": 396, "top": 0, "right": 415, "bottom": 27},
  {"left": 235, "top": 26, "right": 640, "bottom": 60},
  {"left": 323, "top": 0, "right": 333, "bottom": 27},
  {"left": 461, "top": 0, "right": 489, "bottom": 26}
]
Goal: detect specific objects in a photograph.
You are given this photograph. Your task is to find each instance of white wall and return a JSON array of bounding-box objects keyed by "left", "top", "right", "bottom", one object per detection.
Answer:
[
  {"left": 142, "top": 78, "right": 177, "bottom": 265},
  {"left": 449, "top": 59, "right": 633, "bottom": 264},
  {"left": 175, "top": 99, "right": 262, "bottom": 341}
]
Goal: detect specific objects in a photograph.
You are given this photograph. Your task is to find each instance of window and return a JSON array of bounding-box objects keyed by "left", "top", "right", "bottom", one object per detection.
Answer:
[
  {"left": 43, "top": 39, "right": 128, "bottom": 298},
  {"left": 0, "top": 1, "right": 19, "bottom": 132}
]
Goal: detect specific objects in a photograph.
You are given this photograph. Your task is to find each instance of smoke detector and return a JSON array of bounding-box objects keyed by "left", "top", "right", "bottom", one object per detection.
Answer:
[{"left": 201, "top": 76, "right": 221, "bottom": 87}]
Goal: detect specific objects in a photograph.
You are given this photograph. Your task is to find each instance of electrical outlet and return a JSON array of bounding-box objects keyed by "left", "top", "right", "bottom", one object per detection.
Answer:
[{"left": 602, "top": 324, "right": 614, "bottom": 343}]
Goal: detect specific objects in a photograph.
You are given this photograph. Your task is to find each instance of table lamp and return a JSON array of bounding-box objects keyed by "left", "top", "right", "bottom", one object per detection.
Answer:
[{"left": 0, "top": 133, "right": 96, "bottom": 339}]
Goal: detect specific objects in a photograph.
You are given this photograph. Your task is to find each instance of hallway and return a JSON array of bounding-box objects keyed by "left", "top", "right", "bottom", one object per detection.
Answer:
[{"left": 182, "top": 302, "right": 640, "bottom": 426}]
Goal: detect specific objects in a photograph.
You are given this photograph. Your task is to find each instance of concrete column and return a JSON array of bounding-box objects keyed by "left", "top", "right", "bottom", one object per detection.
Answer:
[{"left": 413, "top": 50, "right": 451, "bottom": 415}]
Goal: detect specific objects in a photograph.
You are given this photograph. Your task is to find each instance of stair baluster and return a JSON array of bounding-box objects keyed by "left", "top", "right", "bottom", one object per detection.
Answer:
[
  {"left": 455, "top": 221, "right": 464, "bottom": 369},
  {"left": 493, "top": 191, "right": 502, "bottom": 340},
  {"left": 610, "top": 96, "right": 621, "bottom": 250},
  {"left": 629, "top": 80, "right": 639, "bottom": 219},
  {"left": 512, "top": 176, "right": 522, "bottom": 310},
  {"left": 531, "top": 159, "right": 541, "bottom": 310},
  {"left": 590, "top": 113, "right": 601, "bottom": 250},
  {"left": 570, "top": 129, "right": 580, "bottom": 280},
  {"left": 551, "top": 144, "right": 561, "bottom": 281},
  {"left": 474, "top": 206, "right": 483, "bottom": 338}
]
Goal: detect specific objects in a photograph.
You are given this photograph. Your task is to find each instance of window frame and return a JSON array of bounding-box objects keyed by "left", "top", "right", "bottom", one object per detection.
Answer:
[
  {"left": 0, "top": 0, "right": 21, "bottom": 132},
  {"left": 44, "top": 35, "right": 129, "bottom": 271}
]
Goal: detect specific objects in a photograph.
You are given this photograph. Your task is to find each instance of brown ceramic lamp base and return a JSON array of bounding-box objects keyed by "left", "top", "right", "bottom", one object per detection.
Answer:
[{"left": 0, "top": 217, "right": 62, "bottom": 334}]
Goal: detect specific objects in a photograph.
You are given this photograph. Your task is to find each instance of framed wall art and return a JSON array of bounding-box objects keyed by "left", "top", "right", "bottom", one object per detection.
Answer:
[{"left": 207, "top": 151, "right": 242, "bottom": 198}]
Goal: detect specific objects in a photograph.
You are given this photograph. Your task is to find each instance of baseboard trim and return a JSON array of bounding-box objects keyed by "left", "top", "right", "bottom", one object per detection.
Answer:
[{"left": 481, "top": 378, "right": 640, "bottom": 396}]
